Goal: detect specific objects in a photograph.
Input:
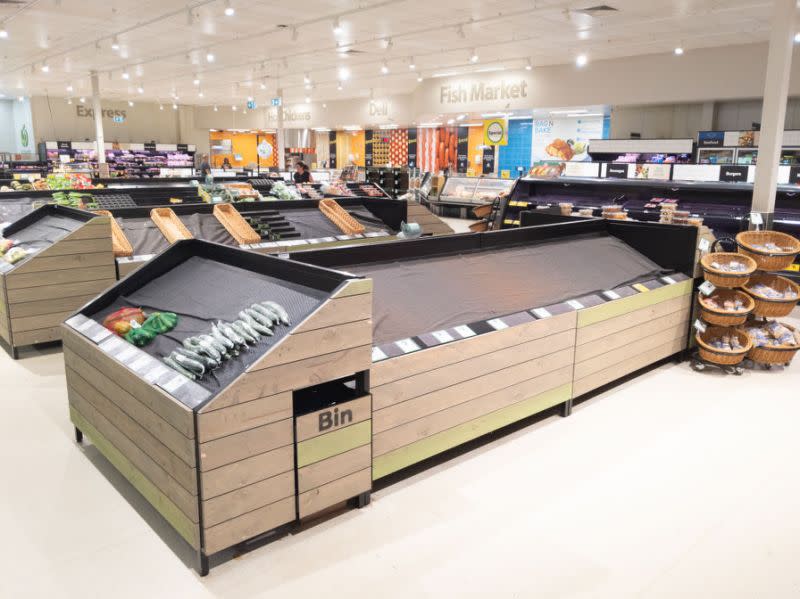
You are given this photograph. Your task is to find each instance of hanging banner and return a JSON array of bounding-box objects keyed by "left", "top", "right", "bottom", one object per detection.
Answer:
[
  {"left": 364, "top": 129, "right": 374, "bottom": 167},
  {"left": 329, "top": 131, "right": 337, "bottom": 169},
  {"left": 482, "top": 146, "right": 495, "bottom": 174},
  {"left": 483, "top": 118, "right": 508, "bottom": 146},
  {"left": 407, "top": 128, "right": 417, "bottom": 169},
  {"left": 532, "top": 116, "right": 603, "bottom": 163},
  {"left": 456, "top": 126, "right": 469, "bottom": 173}
]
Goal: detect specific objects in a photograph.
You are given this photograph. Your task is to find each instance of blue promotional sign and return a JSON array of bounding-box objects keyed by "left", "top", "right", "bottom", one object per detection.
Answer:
[
  {"left": 271, "top": 97, "right": 282, "bottom": 107},
  {"left": 247, "top": 100, "right": 257, "bottom": 110},
  {"left": 112, "top": 115, "right": 125, "bottom": 123},
  {"left": 698, "top": 131, "right": 725, "bottom": 147}
]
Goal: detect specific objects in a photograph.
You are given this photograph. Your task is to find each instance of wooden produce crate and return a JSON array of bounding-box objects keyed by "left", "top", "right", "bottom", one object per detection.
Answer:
[
  {"left": 213, "top": 203, "right": 261, "bottom": 245},
  {"left": 150, "top": 208, "right": 193, "bottom": 244},
  {"left": 93, "top": 210, "right": 134, "bottom": 257},
  {"left": 0, "top": 205, "right": 116, "bottom": 358}
]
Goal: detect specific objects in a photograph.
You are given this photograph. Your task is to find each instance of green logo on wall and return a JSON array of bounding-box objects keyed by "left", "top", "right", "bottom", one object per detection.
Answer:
[{"left": 20, "top": 125, "right": 29, "bottom": 148}]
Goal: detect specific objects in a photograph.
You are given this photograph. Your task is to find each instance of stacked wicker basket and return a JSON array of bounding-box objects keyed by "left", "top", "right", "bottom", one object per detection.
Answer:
[{"left": 697, "top": 230, "right": 800, "bottom": 369}]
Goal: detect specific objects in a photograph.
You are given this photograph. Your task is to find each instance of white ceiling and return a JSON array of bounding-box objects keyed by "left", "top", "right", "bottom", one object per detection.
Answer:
[{"left": 0, "top": 0, "right": 785, "bottom": 108}]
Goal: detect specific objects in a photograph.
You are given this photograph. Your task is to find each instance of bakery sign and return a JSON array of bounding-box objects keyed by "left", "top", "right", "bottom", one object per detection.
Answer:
[{"left": 440, "top": 77, "right": 528, "bottom": 105}]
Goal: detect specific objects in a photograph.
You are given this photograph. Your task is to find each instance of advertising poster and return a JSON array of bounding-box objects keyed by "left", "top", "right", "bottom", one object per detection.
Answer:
[
  {"left": 329, "top": 131, "right": 337, "bottom": 169},
  {"left": 482, "top": 146, "right": 495, "bottom": 174},
  {"left": 407, "top": 128, "right": 417, "bottom": 169},
  {"left": 532, "top": 115, "right": 604, "bottom": 163},
  {"left": 456, "top": 126, "right": 469, "bottom": 173},
  {"left": 364, "top": 129, "right": 374, "bottom": 167},
  {"left": 483, "top": 118, "right": 508, "bottom": 146}
]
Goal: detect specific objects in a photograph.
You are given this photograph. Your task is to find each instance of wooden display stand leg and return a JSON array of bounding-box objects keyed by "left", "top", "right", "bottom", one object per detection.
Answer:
[
  {"left": 353, "top": 492, "right": 371, "bottom": 509},
  {"left": 74, "top": 427, "right": 83, "bottom": 444},
  {"left": 560, "top": 399, "right": 573, "bottom": 418}
]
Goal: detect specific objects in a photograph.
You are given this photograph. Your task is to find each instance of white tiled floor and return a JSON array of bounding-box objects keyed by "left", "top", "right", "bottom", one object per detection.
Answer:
[{"left": 2, "top": 310, "right": 798, "bottom": 598}]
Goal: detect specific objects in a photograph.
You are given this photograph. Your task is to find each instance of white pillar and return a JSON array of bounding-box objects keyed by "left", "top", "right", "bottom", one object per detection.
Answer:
[
  {"left": 90, "top": 71, "right": 106, "bottom": 164},
  {"left": 276, "top": 89, "right": 286, "bottom": 170},
  {"left": 751, "top": 0, "right": 796, "bottom": 223}
]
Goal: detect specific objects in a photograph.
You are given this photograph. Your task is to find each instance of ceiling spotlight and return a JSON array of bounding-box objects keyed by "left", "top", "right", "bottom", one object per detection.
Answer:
[
  {"left": 159, "top": 104, "right": 164, "bottom": 110},
  {"left": 224, "top": 0, "right": 235, "bottom": 17},
  {"left": 577, "top": 30, "right": 590, "bottom": 40},
  {"left": 417, "top": 73, "right": 423, "bottom": 82},
  {"left": 18, "top": 95, "right": 24, "bottom": 102},
  {"left": 337, "top": 81, "right": 343, "bottom": 91},
  {"left": 332, "top": 16, "right": 343, "bottom": 35},
  {"left": 260, "top": 81, "right": 267, "bottom": 90},
  {"left": 111, "top": 35, "right": 120, "bottom": 50},
  {"left": 206, "top": 52, "right": 215, "bottom": 63},
  {"left": 338, "top": 66, "right": 350, "bottom": 80},
  {"left": 305, "top": 96, "right": 310, "bottom": 104},
  {"left": 409, "top": 57, "right": 416, "bottom": 70},
  {"left": 67, "top": 98, "right": 72, "bottom": 104},
  {"left": 121, "top": 69, "right": 130, "bottom": 80},
  {"left": 525, "top": 58, "right": 532, "bottom": 71},
  {"left": 198, "top": 91, "right": 204, "bottom": 97},
  {"left": 66, "top": 83, "right": 73, "bottom": 92},
  {"left": 173, "top": 103, "right": 178, "bottom": 110},
  {"left": 213, "top": 105, "right": 218, "bottom": 111},
  {"left": 41, "top": 62, "right": 50, "bottom": 73},
  {"left": 303, "top": 73, "right": 311, "bottom": 84},
  {"left": 193, "top": 77, "right": 200, "bottom": 85},
  {"left": 795, "top": 32, "right": 800, "bottom": 43},
  {"left": 674, "top": 46, "right": 684, "bottom": 55},
  {"left": 455, "top": 25, "right": 465, "bottom": 39},
  {"left": 79, "top": 96, "right": 85, "bottom": 103},
  {"left": 381, "top": 60, "right": 389, "bottom": 74},
  {"left": 137, "top": 85, "right": 144, "bottom": 94},
  {"left": 232, "top": 105, "right": 237, "bottom": 111},
  {"left": 575, "top": 53, "right": 588, "bottom": 67},
  {"left": 128, "top": 100, "right": 134, "bottom": 106},
  {"left": 0, "top": 27, "right": 8, "bottom": 39},
  {"left": 470, "top": 49, "right": 478, "bottom": 63}
]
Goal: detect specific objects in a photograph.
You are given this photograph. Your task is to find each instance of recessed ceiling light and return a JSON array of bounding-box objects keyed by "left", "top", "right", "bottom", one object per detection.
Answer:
[
  {"left": 121, "top": 69, "right": 130, "bottom": 80},
  {"left": 206, "top": 52, "right": 215, "bottom": 63},
  {"left": 305, "top": 96, "right": 310, "bottom": 103},
  {"left": 66, "top": 83, "right": 73, "bottom": 92},
  {"left": 337, "top": 81, "right": 343, "bottom": 91},
  {"left": 417, "top": 74, "right": 423, "bottom": 82},
  {"left": 79, "top": 96, "right": 85, "bottom": 103},
  {"left": 18, "top": 95, "right": 24, "bottom": 102},
  {"left": 193, "top": 77, "right": 200, "bottom": 85},
  {"left": 213, "top": 105, "right": 218, "bottom": 111},
  {"left": 332, "top": 16, "right": 342, "bottom": 35},
  {"left": 260, "top": 81, "right": 267, "bottom": 90},
  {"left": 137, "top": 85, "right": 144, "bottom": 94},
  {"left": 575, "top": 54, "right": 588, "bottom": 67},
  {"left": 232, "top": 105, "right": 237, "bottom": 111},
  {"left": 111, "top": 35, "right": 120, "bottom": 50},
  {"left": 224, "top": 0, "right": 235, "bottom": 17},
  {"left": 128, "top": 100, "right": 134, "bottom": 106},
  {"left": 66, "top": 98, "right": 72, "bottom": 104},
  {"left": 338, "top": 66, "right": 350, "bottom": 80},
  {"left": 159, "top": 104, "right": 164, "bottom": 110},
  {"left": 198, "top": 91, "right": 204, "bottom": 97},
  {"left": 674, "top": 46, "right": 684, "bottom": 55},
  {"left": 173, "top": 103, "right": 178, "bottom": 110},
  {"left": 0, "top": 27, "right": 8, "bottom": 39},
  {"left": 381, "top": 60, "right": 389, "bottom": 74},
  {"left": 470, "top": 49, "right": 478, "bottom": 63},
  {"left": 41, "top": 62, "right": 50, "bottom": 73},
  {"left": 525, "top": 58, "right": 532, "bottom": 71}
]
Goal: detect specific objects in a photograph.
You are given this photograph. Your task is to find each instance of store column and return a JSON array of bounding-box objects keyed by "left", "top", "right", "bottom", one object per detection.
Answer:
[
  {"left": 751, "top": 0, "right": 796, "bottom": 228},
  {"left": 276, "top": 89, "right": 286, "bottom": 170},
  {"left": 90, "top": 71, "right": 108, "bottom": 176}
]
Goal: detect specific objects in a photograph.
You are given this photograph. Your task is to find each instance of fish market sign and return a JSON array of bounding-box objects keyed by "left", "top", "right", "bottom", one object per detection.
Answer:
[{"left": 440, "top": 78, "right": 528, "bottom": 105}]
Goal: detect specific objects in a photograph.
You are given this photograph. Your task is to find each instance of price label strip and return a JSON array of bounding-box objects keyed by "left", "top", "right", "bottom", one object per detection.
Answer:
[
  {"left": 432, "top": 330, "right": 455, "bottom": 344},
  {"left": 129, "top": 354, "right": 152, "bottom": 373},
  {"left": 632, "top": 283, "right": 650, "bottom": 293},
  {"left": 661, "top": 276, "right": 677, "bottom": 285},
  {"left": 453, "top": 325, "right": 476, "bottom": 338},
  {"left": 566, "top": 299, "right": 585, "bottom": 310},
  {"left": 115, "top": 346, "right": 138, "bottom": 363},
  {"left": 371, "top": 346, "right": 388, "bottom": 362},
  {"left": 532, "top": 307, "right": 552, "bottom": 319},
  {"left": 90, "top": 327, "right": 112, "bottom": 344},
  {"left": 395, "top": 338, "right": 421, "bottom": 354},
  {"left": 603, "top": 290, "right": 621, "bottom": 300},
  {"left": 487, "top": 318, "right": 508, "bottom": 331}
]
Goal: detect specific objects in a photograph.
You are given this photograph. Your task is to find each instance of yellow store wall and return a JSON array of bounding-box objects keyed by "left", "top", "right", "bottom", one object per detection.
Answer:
[
  {"left": 467, "top": 126, "right": 485, "bottom": 176},
  {"left": 335, "top": 130, "right": 366, "bottom": 167},
  {"left": 209, "top": 130, "right": 278, "bottom": 169}
]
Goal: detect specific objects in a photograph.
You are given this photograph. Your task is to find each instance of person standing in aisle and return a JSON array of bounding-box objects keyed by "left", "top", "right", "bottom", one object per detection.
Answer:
[
  {"left": 199, "top": 153, "right": 211, "bottom": 177},
  {"left": 293, "top": 161, "right": 314, "bottom": 183}
]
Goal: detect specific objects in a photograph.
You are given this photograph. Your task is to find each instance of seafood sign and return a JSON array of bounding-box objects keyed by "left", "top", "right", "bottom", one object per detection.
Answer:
[{"left": 440, "top": 79, "right": 528, "bottom": 104}]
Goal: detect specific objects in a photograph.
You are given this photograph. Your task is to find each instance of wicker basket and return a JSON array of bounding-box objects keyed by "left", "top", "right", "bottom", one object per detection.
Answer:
[
  {"left": 745, "top": 322, "right": 800, "bottom": 365},
  {"left": 700, "top": 252, "right": 757, "bottom": 288},
  {"left": 213, "top": 204, "right": 261, "bottom": 245},
  {"left": 697, "top": 289, "right": 754, "bottom": 326},
  {"left": 742, "top": 274, "right": 800, "bottom": 318},
  {"left": 150, "top": 208, "right": 193, "bottom": 244},
  {"left": 696, "top": 326, "right": 752, "bottom": 365},
  {"left": 93, "top": 210, "right": 133, "bottom": 257},
  {"left": 736, "top": 230, "right": 800, "bottom": 271},
  {"left": 319, "top": 199, "right": 366, "bottom": 235}
]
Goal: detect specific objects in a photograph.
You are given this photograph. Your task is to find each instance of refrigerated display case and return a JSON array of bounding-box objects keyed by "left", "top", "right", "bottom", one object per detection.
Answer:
[
  {"left": 431, "top": 176, "right": 515, "bottom": 218},
  {"left": 697, "top": 148, "right": 735, "bottom": 165}
]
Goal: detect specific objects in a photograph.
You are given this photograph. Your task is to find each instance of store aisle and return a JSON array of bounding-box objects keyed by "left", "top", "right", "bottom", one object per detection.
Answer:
[{"left": 1, "top": 312, "right": 798, "bottom": 598}]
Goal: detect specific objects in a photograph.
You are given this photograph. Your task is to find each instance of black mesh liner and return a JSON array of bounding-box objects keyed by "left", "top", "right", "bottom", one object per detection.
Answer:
[
  {"left": 94, "top": 256, "right": 327, "bottom": 394},
  {"left": 117, "top": 217, "right": 170, "bottom": 255},
  {"left": 346, "top": 233, "right": 668, "bottom": 344},
  {"left": 179, "top": 213, "right": 237, "bottom": 246},
  {"left": 283, "top": 207, "right": 386, "bottom": 239},
  {"left": 8, "top": 214, "right": 83, "bottom": 255},
  {"left": 0, "top": 200, "right": 35, "bottom": 224}
]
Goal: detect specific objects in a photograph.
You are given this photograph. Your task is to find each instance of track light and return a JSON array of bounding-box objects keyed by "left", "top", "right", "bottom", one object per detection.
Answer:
[
  {"left": 224, "top": 0, "right": 234, "bottom": 17},
  {"left": 469, "top": 49, "right": 478, "bottom": 63},
  {"left": 455, "top": 25, "right": 465, "bottom": 39},
  {"left": 381, "top": 60, "right": 389, "bottom": 74},
  {"left": 206, "top": 51, "right": 215, "bottom": 63},
  {"left": 121, "top": 69, "right": 130, "bottom": 80},
  {"left": 332, "top": 16, "right": 342, "bottom": 35},
  {"left": 128, "top": 100, "right": 134, "bottom": 107},
  {"left": 409, "top": 57, "right": 416, "bottom": 70},
  {"left": 41, "top": 62, "right": 50, "bottom": 73},
  {"left": 525, "top": 58, "right": 532, "bottom": 71},
  {"left": 575, "top": 54, "right": 588, "bottom": 67},
  {"left": 0, "top": 26, "right": 8, "bottom": 39},
  {"left": 674, "top": 46, "right": 684, "bottom": 55},
  {"left": 193, "top": 77, "right": 200, "bottom": 85},
  {"left": 111, "top": 35, "right": 120, "bottom": 50},
  {"left": 173, "top": 103, "right": 178, "bottom": 110},
  {"left": 137, "top": 85, "right": 144, "bottom": 94}
]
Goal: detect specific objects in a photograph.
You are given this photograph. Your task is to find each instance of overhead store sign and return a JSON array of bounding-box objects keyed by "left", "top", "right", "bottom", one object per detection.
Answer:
[
  {"left": 440, "top": 78, "right": 528, "bottom": 105},
  {"left": 483, "top": 118, "right": 508, "bottom": 146}
]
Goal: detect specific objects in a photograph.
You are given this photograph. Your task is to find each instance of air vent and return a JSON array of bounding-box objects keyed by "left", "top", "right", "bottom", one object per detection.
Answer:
[{"left": 576, "top": 5, "right": 618, "bottom": 14}]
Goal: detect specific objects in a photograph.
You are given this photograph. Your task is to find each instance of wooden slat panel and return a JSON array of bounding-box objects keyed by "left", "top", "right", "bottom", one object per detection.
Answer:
[
  {"left": 70, "top": 407, "right": 200, "bottom": 548},
  {"left": 576, "top": 310, "right": 690, "bottom": 363},
  {"left": 295, "top": 395, "right": 371, "bottom": 442},
  {"left": 6, "top": 264, "right": 116, "bottom": 290},
  {"left": 251, "top": 319, "right": 372, "bottom": 371},
  {"left": 373, "top": 383, "right": 572, "bottom": 479},
  {"left": 11, "top": 251, "right": 113, "bottom": 275},
  {"left": 373, "top": 329, "right": 575, "bottom": 411},
  {"left": 374, "top": 365, "right": 573, "bottom": 456},
  {"left": 61, "top": 219, "right": 111, "bottom": 240},
  {"left": 375, "top": 353, "right": 574, "bottom": 434},
  {"left": 577, "top": 280, "right": 693, "bottom": 327},
  {"left": 576, "top": 293, "right": 692, "bottom": 345},
  {"left": 371, "top": 311, "right": 576, "bottom": 387},
  {"left": 197, "top": 392, "right": 292, "bottom": 443},
  {"left": 298, "top": 468, "right": 371, "bottom": 519},
  {"left": 11, "top": 326, "right": 61, "bottom": 346},
  {"left": 33, "top": 237, "right": 112, "bottom": 257},
  {"left": 68, "top": 390, "right": 199, "bottom": 522},
  {"left": 296, "top": 420, "right": 371, "bottom": 468},
  {"left": 117, "top": 259, "right": 147, "bottom": 279},
  {"left": 201, "top": 444, "right": 294, "bottom": 500},
  {"left": 203, "top": 496, "right": 295, "bottom": 555},
  {"left": 573, "top": 337, "right": 686, "bottom": 397},
  {"left": 8, "top": 293, "right": 98, "bottom": 319},
  {"left": 199, "top": 419, "right": 292, "bottom": 471},
  {"left": 11, "top": 310, "right": 75, "bottom": 333},
  {"left": 298, "top": 445, "right": 371, "bottom": 494},
  {"left": 293, "top": 293, "right": 372, "bottom": 334},
  {"left": 7, "top": 278, "right": 115, "bottom": 304},
  {"left": 64, "top": 349, "right": 194, "bottom": 466},
  {"left": 204, "top": 344, "right": 371, "bottom": 412},
  {"left": 62, "top": 326, "right": 195, "bottom": 438},
  {"left": 203, "top": 470, "right": 294, "bottom": 528},
  {"left": 574, "top": 323, "right": 688, "bottom": 380},
  {"left": 332, "top": 278, "right": 372, "bottom": 299},
  {"left": 67, "top": 367, "right": 197, "bottom": 493}
]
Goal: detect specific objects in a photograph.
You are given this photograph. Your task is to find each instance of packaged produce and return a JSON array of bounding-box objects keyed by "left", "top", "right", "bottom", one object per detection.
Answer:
[
  {"left": 708, "top": 334, "right": 745, "bottom": 351},
  {"left": 0, "top": 238, "right": 15, "bottom": 255},
  {"left": 710, "top": 260, "right": 750, "bottom": 273},
  {"left": 103, "top": 307, "right": 146, "bottom": 336},
  {"left": 743, "top": 321, "right": 800, "bottom": 347},
  {"left": 124, "top": 311, "right": 178, "bottom": 346},
  {"left": 749, "top": 283, "right": 798, "bottom": 300},
  {"left": 751, "top": 241, "right": 794, "bottom": 253},
  {"left": 3, "top": 246, "right": 27, "bottom": 264}
]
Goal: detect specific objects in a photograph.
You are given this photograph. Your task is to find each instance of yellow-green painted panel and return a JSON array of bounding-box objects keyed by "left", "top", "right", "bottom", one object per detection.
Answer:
[
  {"left": 578, "top": 279, "right": 693, "bottom": 328},
  {"left": 297, "top": 420, "right": 371, "bottom": 468},
  {"left": 372, "top": 383, "right": 571, "bottom": 480},
  {"left": 70, "top": 407, "right": 200, "bottom": 548}
]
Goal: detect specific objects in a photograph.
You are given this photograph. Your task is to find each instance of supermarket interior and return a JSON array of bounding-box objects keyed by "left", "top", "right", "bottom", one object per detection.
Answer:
[{"left": 2, "top": 1, "right": 800, "bottom": 597}]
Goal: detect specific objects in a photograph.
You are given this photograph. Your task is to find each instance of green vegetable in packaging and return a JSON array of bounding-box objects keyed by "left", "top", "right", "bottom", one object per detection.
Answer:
[{"left": 124, "top": 312, "right": 178, "bottom": 346}]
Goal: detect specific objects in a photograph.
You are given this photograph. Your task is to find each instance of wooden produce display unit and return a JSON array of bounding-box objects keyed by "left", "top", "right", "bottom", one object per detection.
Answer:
[
  {"left": 406, "top": 198, "right": 455, "bottom": 236},
  {"left": 0, "top": 205, "right": 116, "bottom": 357},
  {"left": 63, "top": 240, "right": 372, "bottom": 574}
]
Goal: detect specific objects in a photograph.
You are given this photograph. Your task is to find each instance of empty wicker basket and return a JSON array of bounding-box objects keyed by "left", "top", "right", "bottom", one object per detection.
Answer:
[
  {"left": 736, "top": 230, "right": 800, "bottom": 271},
  {"left": 93, "top": 210, "right": 133, "bottom": 257},
  {"left": 213, "top": 203, "right": 261, "bottom": 245},
  {"left": 697, "top": 289, "right": 755, "bottom": 326},
  {"left": 319, "top": 199, "right": 366, "bottom": 235},
  {"left": 742, "top": 274, "right": 800, "bottom": 318},
  {"left": 696, "top": 326, "right": 752, "bottom": 366},
  {"left": 150, "top": 208, "right": 193, "bottom": 244},
  {"left": 700, "top": 252, "right": 757, "bottom": 288}
]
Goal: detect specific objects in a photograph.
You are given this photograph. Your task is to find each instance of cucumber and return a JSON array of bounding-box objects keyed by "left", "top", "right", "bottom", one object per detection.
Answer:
[
  {"left": 230, "top": 321, "right": 257, "bottom": 345},
  {"left": 170, "top": 351, "right": 205, "bottom": 376},
  {"left": 250, "top": 303, "right": 279, "bottom": 325},
  {"left": 239, "top": 311, "right": 273, "bottom": 336},
  {"left": 163, "top": 356, "right": 196, "bottom": 380},
  {"left": 174, "top": 346, "right": 217, "bottom": 370},
  {"left": 263, "top": 301, "right": 290, "bottom": 325}
]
